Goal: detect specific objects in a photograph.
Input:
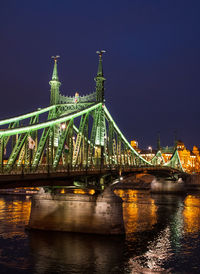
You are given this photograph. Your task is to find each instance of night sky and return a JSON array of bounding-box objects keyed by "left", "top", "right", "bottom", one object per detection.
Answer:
[{"left": 1, "top": 0, "right": 200, "bottom": 149}]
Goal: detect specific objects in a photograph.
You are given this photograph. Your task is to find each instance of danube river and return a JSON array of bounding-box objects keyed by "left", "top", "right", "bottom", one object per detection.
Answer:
[{"left": 0, "top": 190, "right": 200, "bottom": 273}]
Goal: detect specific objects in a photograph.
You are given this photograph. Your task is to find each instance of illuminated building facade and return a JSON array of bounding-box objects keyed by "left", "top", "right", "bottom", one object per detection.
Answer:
[
  {"left": 130, "top": 139, "right": 200, "bottom": 173},
  {"left": 130, "top": 140, "right": 141, "bottom": 153},
  {"left": 176, "top": 141, "right": 200, "bottom": 173},
  {"left": 140, "top": 148, "right": 157, "bottom": 162}
]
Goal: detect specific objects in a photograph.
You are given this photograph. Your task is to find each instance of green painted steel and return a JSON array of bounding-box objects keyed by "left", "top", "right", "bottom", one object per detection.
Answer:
[
  {"left": 0, "top": 137, "right": 4, "bottom": 170},
  {"left": 17, "top": 144, "right": 25, "bottom": 167},
  {"left": 164, "top": 149, "right": 184, "bottom": 172},
  {"left": 32, "top": 127, "right": 51, "bottom": 169},
  {"left": 87, "top": 106, "right": 101, "bottom": 165},
  {"left": 108, "top": 121, "right": 114, "bottom": 164},
  {"left": 95, "top": 51, "right": 106, "bottom": 103},
  {"left": 72, "top": 113, "right": 89, "bottom": 166},
  {"left": 151, "top": 150, "right": 165, "bottom": 166},
  {"left": 59, "top": 92, "right": 96, "bottom": 104},
  {"left": 0, "top": 52, "right": 184, "bottom": 177},
  {"left": 4, "top": 122, "right": 18, "bottom": 148},
  {"left": 6, "top": 115, "right": 38, "bottom": 170},
  {"left": 0, "top": 105, "right": 55, "bottom": 126},
  {"left": 50, "top": 57, "right": 61, "bottom": 106},
  {"left": 104, "top": 106, "right": 151, "bottom": 166},
  {"left": 0, "top": 103, "right": 102, "bottom": 137},
  {"left": 95, "top": 107, "right": 106, "bottom": 146},
  {"left": 53, "top": 120, "right": 73, "bottom": 168},
  {"left": 6, "top": 133, "right": 28, "bottom": 171}
]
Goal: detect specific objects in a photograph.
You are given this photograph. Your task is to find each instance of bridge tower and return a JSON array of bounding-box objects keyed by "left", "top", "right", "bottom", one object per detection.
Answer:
[
  {"left": 95, "top": 50, "right": 106, "bottom": 103},
  {"left": 94, "top": 51, "right": 106, "bottom": 167},
  {"left": 157, "top": 132, "right": 161, "bottom": 150},
  {"left": 49, "top": 56, "right": 61, "bottom": 150},
  {"left": 49, "top": 56, "right": 61, "bottom": 106}
]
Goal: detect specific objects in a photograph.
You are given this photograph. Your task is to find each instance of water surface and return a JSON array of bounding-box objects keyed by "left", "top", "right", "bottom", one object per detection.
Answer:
[{"left": 0, "top": 191, "right": 200, "bottom": 273}]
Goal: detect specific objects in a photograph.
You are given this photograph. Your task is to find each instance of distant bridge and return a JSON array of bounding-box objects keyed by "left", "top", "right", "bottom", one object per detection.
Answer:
[{"left": 0, "top": 52, "right": 185, "bottom": 188}]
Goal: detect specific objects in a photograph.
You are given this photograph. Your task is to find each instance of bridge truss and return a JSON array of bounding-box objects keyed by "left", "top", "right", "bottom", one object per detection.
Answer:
[
  {"left": 0, "top": 52, "right": 184, "bottom": 176},
  {"left": 0, "top": 102, "right": 153, "bottom": 175}
]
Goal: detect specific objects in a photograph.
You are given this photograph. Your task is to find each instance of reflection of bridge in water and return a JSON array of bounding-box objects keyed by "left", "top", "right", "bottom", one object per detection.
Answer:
[
  {"left": 3, "top": 191, "right": 194, "bottom": 272},
  {"left": 1, "top": 191, "right": 199, "bottom": 272},
  {"left": 33, "top": 192, "right": 196, "bottom": 272},
  {"left": 0, "top": 51, "right": 185, "bottom": 190}
]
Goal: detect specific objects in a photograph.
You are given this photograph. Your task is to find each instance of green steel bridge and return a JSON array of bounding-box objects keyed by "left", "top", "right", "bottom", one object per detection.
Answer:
[{"left": 0, "top": 52, "right": 184, "bottom": 188}]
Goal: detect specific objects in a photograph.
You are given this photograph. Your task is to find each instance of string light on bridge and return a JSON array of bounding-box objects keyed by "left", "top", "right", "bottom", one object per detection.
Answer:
[{"left": 60, "top": 123, "right": 66, "bottom": 130}]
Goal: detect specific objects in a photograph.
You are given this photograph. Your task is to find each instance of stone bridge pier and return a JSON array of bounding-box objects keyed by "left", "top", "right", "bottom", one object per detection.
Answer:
[{"left": 28, "top": 187, "right": 125, "bottom": 235}]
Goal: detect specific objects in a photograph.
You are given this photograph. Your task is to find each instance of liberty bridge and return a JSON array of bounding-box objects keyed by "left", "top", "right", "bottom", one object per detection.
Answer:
[{"left": 0, "top": 51, "right": 184, "bottom": 189}]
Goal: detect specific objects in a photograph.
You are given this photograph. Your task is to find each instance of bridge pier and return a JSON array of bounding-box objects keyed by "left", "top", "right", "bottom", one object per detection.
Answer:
[
  {"left": 185, "top": 174, "right": 200, "bottom": 191},
  {"left": 151, "top": 177, "right": 185, "bottom": 193},
  {"left": 28, "top": 187, "right": 125, "bottom": 235}
]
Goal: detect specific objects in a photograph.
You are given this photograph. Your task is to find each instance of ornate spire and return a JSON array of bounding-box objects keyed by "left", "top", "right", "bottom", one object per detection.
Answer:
[
  {"left": 51, "top": 55, "right": 60, "bottom": 81},
  {"left": 97, "top": 50, "right": 105, "bottom": 76},
  {"left": 174, "top": 130, "right": 177, "bottom": 149},
  {"left": 49, "top": 55, "right": 61, "bottom": 106},
  {"left": 157, "top": 132, "right": 161, "bottom": 150},
  {"left": 95, "top": 50, "right": 106, "bottom": 102}
]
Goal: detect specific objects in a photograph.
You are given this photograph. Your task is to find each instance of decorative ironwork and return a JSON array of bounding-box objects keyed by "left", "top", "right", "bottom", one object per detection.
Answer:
[{"left": 0, "top": 52, "right": 184, "bottom": 179}]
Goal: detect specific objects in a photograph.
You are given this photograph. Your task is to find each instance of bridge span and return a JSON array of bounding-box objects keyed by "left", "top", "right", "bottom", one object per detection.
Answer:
[
  {"left": 0, "top": 52, "right": 187, "bottom": 234},
  {"left": 0, "top": 165, "right": 185, "bottom": 189},
  {"left": 0, "top": 51, "right": 184, "bottom": 190}
]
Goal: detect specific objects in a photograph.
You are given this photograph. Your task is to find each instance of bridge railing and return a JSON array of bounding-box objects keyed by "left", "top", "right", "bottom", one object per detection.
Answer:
[
  {"left": 0, "top": 164, "right": 124, "bottom": 175},
  {"left": 0, "top": 163, "right": 175, "bottom": 177}
]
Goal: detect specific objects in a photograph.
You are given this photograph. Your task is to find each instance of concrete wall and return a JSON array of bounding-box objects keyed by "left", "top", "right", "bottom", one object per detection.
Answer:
[
  {"left": 151, "top": 178, "right": 185, "bottom": 193},
  {"left": 28, "top": 188, "right": 125, "bottom": 235},
  {"left": 185, "top": 174, "right": 200, "bottom": 190}
]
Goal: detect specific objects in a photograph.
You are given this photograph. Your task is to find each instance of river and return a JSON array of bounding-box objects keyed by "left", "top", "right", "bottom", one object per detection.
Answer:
[{"left": 0, "top": 190, "right": 200, "bottom": 273}]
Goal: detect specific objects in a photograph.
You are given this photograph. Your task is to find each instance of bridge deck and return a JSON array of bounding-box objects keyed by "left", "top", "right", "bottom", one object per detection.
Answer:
[{"left": 0, "top": 166, "right": 183, "bottom": 188}]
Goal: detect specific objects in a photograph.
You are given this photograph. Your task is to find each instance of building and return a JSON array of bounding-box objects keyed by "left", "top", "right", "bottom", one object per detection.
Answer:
[
  {"left": 160, "top": 146, "right": 174, "bottom": 162},
  {"left": 176, "top": 140, "right": 200, "bottom": 173},
  {"left": 130, "top": 139, "right": 200, "bottom": 173},
  {"left": 130, "top": 140, "right": 141, "bottom": 153}
]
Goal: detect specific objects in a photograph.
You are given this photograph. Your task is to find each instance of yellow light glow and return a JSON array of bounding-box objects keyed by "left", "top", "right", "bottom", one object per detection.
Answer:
[
  {"left": 115, "top": 189, "right": 157, "bottom": 234},
  {"left": 89, "top": 189, "right": 95, "bottom": 195},
  {"left": 183, "top": 195, "right": 200, "bottom": 233}
]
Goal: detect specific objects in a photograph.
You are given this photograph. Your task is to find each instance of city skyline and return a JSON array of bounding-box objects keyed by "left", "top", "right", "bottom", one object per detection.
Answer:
[{"left": 1, "top": 0, "right": 200, "bottom": 149}]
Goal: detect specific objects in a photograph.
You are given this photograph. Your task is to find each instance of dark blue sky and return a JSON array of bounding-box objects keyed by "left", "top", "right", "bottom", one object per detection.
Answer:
[{"left": 0, "top": 0, "right": 200, "bottom": 149}]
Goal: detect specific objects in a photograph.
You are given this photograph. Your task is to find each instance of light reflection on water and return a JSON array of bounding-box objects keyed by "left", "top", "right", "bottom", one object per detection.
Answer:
[
  {"left": 184, "top": 195, "right": 200, "bottom": 234},
  {"left": 0, "top": 195, "right": 32, "bottom": 273},
  {"left": 0, "top": 196, "right": 31, "bottom": 239},
  {"left": 0, "top": 191, "right": 200, "bottom": 273},
  {"left": 115, "top": 190, "right": 157, "bottom": 235}
]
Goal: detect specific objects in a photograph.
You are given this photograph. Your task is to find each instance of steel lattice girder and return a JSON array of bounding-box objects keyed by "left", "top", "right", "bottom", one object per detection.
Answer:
[
  {"left": 104, "top": 106, "right": 152, "bottom": 166},
  {"left": 164, "top": 149, "right": 184, "bottom": 172},
  {"left": 0, "top": 105, "right": 56, "bottom": 126},
  {"left": 0, "top": 103, "right": 101, "bottom": 137},
  {"left": 53, "top": 120, "right": 73, "bottom": 168},
  {"left": 0, "top": 103, "right": 159, "bottom": 171}
]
